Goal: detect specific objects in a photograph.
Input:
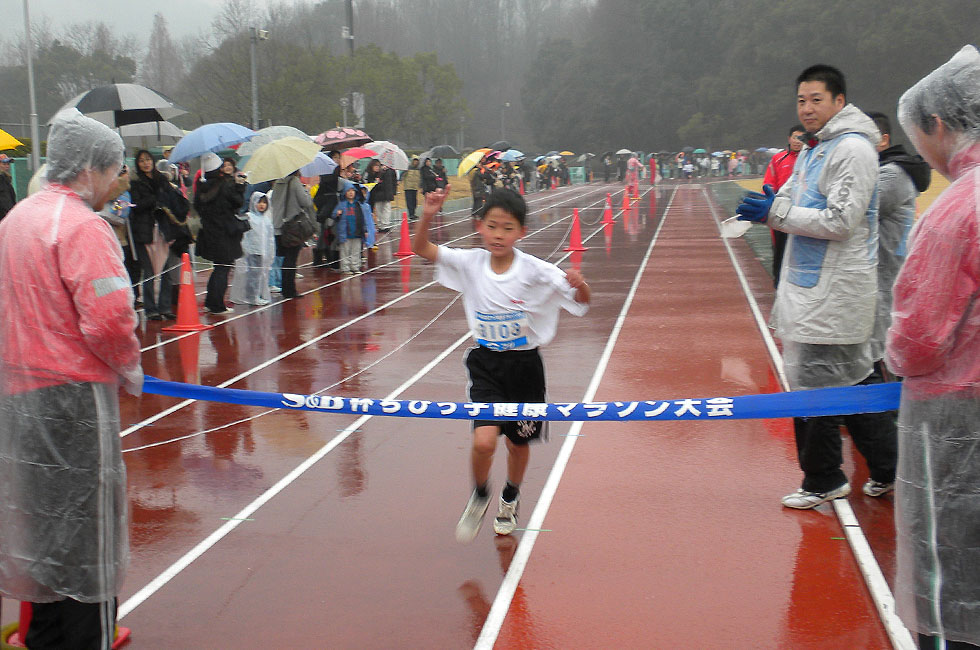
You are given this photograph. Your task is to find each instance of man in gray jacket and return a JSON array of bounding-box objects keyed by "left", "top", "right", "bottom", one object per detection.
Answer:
[{"left": 737, "top": 64, "right": 897, "bottom": 509}]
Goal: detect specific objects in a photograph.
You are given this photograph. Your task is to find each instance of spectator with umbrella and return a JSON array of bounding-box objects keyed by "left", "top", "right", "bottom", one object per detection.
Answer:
[
  {"left": 194, "top": 154, "right": 249, "bottom": 313},
  {"left": 270, "top": 169, "right": 315, "bottom": 298},
  {"left": 0, "top": 154, "right": 16, "bottom": 221},
  {"left": 313, "top": 150, "right": 343, "bottom": 267},
  {"left": 130, "top": 150, "right": 176, "bottom": 321},
  {"left": 420, "top": 158, "right": 438, "bottom": 196}
]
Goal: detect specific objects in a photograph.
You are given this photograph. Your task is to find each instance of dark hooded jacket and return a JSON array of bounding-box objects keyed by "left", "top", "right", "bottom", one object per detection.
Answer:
[{"left": 878, "top": 144, "right": 932, "bottom": 193}]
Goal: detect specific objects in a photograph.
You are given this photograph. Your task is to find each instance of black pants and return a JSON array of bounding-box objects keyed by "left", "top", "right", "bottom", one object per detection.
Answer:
[
  {"left": 276, "top": 235, "right": 302, "bottom": 298},
  {"left": 793, "top": 367, "right": 897, "bottom": 493},
  {"left": 135, "top": 243, "right": 172, "bottom": 316},
  {"left": 25, "top": 598, "right": 117, "bottom": 650},
  {"left": 122, "top": 245, "right": 140, "bottom": 301},
  {"left": 404, "top": 190, "right": 418, "bottom": 219},
  {"left": 919, "top": 634, "right": 980, "bottom": 650},
  {"left": 204, "top": 262, "right": 230, "bottom": 312},
  {"left": 772, "top": 229, "right": 787, "bottom": 287}
]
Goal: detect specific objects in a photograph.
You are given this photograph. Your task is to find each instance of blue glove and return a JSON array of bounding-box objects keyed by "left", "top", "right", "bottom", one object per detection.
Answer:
[{"left": 735, "top": 184, "right": 775, "bottom": 223}]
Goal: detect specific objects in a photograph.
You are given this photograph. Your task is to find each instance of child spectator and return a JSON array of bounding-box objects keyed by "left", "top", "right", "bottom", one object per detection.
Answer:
[
  {"left": 412, "top": 187, "right": 591, "bottom": 542},
  {"left": 332, "top": 185, "right": 376, "bottom": 275},
  {"left": 231, "top": 192, "right": 275, "bottom": 306}
]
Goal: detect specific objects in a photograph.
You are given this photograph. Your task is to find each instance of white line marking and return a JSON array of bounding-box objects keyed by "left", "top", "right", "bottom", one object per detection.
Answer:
[
  {"left": 702, "top": 187, "right": 915, "bottom": 650},
  {"left": 475, "top": 186, "right": 675, "bottom": 649}
]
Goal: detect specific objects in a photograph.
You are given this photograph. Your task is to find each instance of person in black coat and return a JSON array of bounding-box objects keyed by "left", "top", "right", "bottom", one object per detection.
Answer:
[
  {"left": 194, "top": 155, "right": 247, "bottom": 314},
  {"left": 313, "top": 149, "right": 342, "bottom": 267},
  {"left": 130, "top": 150, "right": 177, "bottom": 320},
  {"left": 420, "top": 158, "right": 438, "bottom": 194},
  {"left": 0, "top": 154, "right": 16, "bottom": 221}
]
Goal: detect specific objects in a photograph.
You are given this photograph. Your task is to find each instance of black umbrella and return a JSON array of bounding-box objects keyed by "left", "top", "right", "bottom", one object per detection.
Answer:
[
  {"left": 52, "top": 83, "right": 187, "bottom": 127},
  {"left": 488, "top": 140, "right": 512, "bottom": 151},
  {"left": 682, "top": 146, "right": 695, "bottom": 153},
  {"left": 425, "top": 144, "right": 460, "bottom": 158}
]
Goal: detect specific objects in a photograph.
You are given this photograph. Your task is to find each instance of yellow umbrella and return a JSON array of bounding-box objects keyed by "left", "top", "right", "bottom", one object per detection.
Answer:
[
  {"left": 457, "top": 148, "right": 492, "bottom": 177},
  {"left": 559, "top": 150, "right": 574, "bottom": 156},
  {"left": 241, "top": 136, "right": 320, "bottom": 183},
  {"left": 0, "top": 128, "right": 23, "bottom": 151}
]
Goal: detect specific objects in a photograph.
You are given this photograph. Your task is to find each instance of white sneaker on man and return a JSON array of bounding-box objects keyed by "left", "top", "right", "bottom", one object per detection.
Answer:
[
  {"left": 493, "top": 495, "right": 519, "bottom": 535},
  {"left": 781, "top": 482, "right": 851, "bottom": 509}
]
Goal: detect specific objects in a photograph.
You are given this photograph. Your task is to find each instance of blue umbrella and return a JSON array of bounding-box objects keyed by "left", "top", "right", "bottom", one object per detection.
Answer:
[
  {"left": 534, "top": 155, "right": 546, "bottom": 162},
  {"left": 499, "top": 149, "right": 524, "bottom": 162},
  {"left": 300, "top": 152, "right": 339, "bottom": 177},
  {"left": 169, "top": 122, "right": 256, "bottom": 163}
]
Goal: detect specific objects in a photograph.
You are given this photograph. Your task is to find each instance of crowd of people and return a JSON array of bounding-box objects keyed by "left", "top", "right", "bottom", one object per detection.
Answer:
[{"left": 0, "top": 43, "right": 978, "bottom": 648}]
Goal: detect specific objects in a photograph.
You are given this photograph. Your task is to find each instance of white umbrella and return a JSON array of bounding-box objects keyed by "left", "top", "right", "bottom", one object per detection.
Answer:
[
  {"left": 615, "top": 148, "right": 633, "bottom": 155},
  {"left": 364, "top": 140, "right": 410, "bottom": 170},
  {"left": 117, "top": 121, "right": 185, "bottom": 146},
  {"left": 237, "top": 125, "right": 313, "bottom": 156}
]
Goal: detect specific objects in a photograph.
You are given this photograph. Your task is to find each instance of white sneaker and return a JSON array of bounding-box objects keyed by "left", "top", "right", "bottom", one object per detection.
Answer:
[
  {"left": 493, "top": 495, "right": 519, "bottom": 535},
  {"left": 781, "top": 483, "right": 851, "bottom": 510},
  {"left": 455, "top": 489, "right": 491, "bottom": 543},
  {"left": 270, "top": 286, "right": 282, "bottom": 293},
  {"left": 863, "top": 480, "right": 895, "bottom": 497},
  {"left": 251, "top": 298, "right": 271, "bottom": 306}
]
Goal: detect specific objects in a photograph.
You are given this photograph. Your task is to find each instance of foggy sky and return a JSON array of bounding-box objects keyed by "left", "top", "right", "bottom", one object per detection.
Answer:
[{"left": 10, "top": 0, "right": 232, "bottom": 41}]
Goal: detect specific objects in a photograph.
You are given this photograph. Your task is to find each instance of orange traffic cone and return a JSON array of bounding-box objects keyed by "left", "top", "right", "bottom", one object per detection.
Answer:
[
  {"left": 394, "top": 211, "right": 414, "bottom": 257},
  {"left": 162, "top": 253, "right": 214, "bottom": 332},
  {"left": 601, "top": 193, "right": 615, "bottom": 225},
  {"left": 563, "top": 208, "right": 589, "bottom": 252},
  {"left": 519, "top": 177, "right": 525, "bottom": 195}
]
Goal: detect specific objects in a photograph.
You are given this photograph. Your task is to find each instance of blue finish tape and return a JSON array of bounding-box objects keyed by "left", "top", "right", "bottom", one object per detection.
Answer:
[{"left": 143, "top": 376, "right": 901, "bottom": 422}]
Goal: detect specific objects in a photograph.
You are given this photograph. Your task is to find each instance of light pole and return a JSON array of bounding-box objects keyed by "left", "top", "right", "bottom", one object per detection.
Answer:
[
  {"left": 500, "top": 102, "right": 510, "bottom": 141},
  {"left": 249, "top": 27, "right": 269, "bottom": 129},
  {"left": 22, "top": 0, "right": 40, "bottom": 170},
  {"left": 340, "top": 96, "right": 349, "bottom": 128}
]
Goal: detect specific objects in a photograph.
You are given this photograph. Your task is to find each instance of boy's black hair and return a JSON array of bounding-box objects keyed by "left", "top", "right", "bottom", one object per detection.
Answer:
[
  {"left": 865, "top": 111, "right": 891, "bottom": 137},
  {"left": 788, "top": 123, "right": 805, "bottom": 137},
  {"left": 796, "top": 64, "right": 846, "bottom": 99},
  {"left": 478, "top": 188, "right": 527, "bottom": 225}
]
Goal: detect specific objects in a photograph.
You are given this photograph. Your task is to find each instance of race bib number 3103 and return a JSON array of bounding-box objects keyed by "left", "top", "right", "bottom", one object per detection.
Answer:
[{"left": 474, "top": 310, "right": 529, "bottom": 351}]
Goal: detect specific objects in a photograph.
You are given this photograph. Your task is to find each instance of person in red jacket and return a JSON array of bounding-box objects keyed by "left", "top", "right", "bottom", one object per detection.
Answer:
[
  {"left": 0, "top": 111, "right": 142, "bottom": 648},
  {"left": 763, "top": 124, "right": 805, "bottom": 286}
]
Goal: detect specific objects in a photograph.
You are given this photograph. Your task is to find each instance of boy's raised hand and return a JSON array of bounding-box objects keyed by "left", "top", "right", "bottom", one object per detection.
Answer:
[{"left": 422, "top": 184, "right": 451, "bottom": 217}]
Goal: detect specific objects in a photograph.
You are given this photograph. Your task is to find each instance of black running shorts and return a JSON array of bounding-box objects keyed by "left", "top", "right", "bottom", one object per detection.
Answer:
[{"left": 465, "top": 345, "right": 546, "bottom": 445}]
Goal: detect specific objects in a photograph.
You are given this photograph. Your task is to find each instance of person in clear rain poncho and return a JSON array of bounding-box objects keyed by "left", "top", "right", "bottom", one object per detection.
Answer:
[
  {"left": 0, "top": 110, "right": 142, "bottom": 648},
  {"left": 887, "top": 44, "right": 980, "bottom": 650},
  {"left": 231, "top": 191, "right": 276, "bottom": 306}
]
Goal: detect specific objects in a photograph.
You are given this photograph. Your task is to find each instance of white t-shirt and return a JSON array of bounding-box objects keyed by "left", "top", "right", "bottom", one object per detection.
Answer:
[{"left": 436, "top": 246, "right": 588, "bottom": 351}]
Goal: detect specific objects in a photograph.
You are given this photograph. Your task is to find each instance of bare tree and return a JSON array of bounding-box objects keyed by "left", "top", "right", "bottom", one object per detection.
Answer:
[{"left": 140, "top": 14, "right": 184, "bottom": 97}]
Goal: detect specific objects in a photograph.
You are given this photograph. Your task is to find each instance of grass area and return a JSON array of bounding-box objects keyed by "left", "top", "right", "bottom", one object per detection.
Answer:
[{"left": 391, "top": 180, "right": 472, "bottom": 211}]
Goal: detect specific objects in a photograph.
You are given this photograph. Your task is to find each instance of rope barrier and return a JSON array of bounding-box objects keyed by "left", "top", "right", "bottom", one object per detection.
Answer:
[{"left": 142, "top": 376, "right": 900, "bottom": 422}]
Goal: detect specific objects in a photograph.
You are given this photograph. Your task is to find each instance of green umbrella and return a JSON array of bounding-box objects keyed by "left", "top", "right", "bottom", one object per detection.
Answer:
[{"left": 693, "top": 148, "right": 707, "bottom": 154}]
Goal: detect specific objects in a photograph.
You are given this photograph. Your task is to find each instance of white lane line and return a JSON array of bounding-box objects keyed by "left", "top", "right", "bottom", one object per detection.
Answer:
[
  {"left": 118, "top": 332, "right": 473, "bottom": 620},
  {"left": 474, "top": 186, "right": 676, "bottom": 649},
  {"left": 701, "top": 187, "right": 915, "bottom": 650}
]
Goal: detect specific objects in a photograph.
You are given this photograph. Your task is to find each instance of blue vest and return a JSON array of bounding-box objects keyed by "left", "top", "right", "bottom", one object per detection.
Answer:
[{"left": 787, "top": 133, "right": 878, "bottom": 288}]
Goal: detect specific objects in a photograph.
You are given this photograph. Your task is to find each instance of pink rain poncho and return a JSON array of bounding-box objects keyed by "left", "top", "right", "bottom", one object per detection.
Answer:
[
  {"left": 887, "top": 45, "right": 980, "bottom": 646},
  {"left": 0, "top": 111, "right": 142, "bottom": 604}
]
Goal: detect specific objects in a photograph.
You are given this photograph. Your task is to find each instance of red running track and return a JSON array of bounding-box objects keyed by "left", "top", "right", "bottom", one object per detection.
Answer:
[{"left": 1, "top": 181, "right": 900, "bottom": 648}]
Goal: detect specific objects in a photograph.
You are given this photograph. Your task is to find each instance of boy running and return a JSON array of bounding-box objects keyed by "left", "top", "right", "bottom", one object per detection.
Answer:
[{"left": 412, "top": 186, "right": 591, "bottom": 543}]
